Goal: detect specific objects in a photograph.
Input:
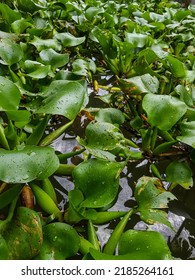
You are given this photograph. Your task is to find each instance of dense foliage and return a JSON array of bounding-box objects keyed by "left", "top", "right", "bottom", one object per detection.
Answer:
[{"left": 0, "top": 0, "right": 194, "bottom": 260}]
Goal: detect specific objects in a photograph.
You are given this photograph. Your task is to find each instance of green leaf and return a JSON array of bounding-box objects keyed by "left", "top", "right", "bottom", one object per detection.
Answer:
[
  {"left": 17, "top": 0, "right": 47, "bottom": 13},
  {"left": 0, "top": 235, "right": 9, "bottom": 260},
  {"left": 0, "top": 3, "right": 21, "bottom": 25},
  {"left": 30, "top": 36, "right": 61, "bottom": 52},
  {"left": 142, "top": 94, "right": 187, "bottom": 130},
  {"left": 54, "top": 32, "right": 85, "bottom": 47},
  {"left": 177, "top": 121, "right": 195, "bottom": 148},
  {"left": 165, "top": 161, "right": 193, "bottom": 189},
  {"left": 35, "top": 222, "right": 80, "bottom": 260},
  {"left": 2, "top": 207, "right": 43, "bottom": 260},
  {"left": 11, "top": 18, "right": 32, "bottom": 34},
  {"left": 36, "top": 80, "right": 88, "bottom": 120},
  {"left": 85, "top": 121, "right": 125, "bottom": 151},
  {"left": 72, "top": 158, "right": 122, "bottom": 208},
  {"left": 0, "top": 76, "right": 20, "bottom": 111},
  {"left": 6, "top": 110, "right": 31, "bottom": 124},
  {"left": 89, "top": 229, "right": 172, "bottom": 259},
  {"left": 93, "top": 108, "right": 125, "bottom": 125},
  {"left": 125, "top": 32, "right": 151, "bottom": 48},
  {"left": 122, "top": 74, "right": 159, "bottom": 95},
  {"left": 39, "top": 48, "right": 69, "bottom": 68},
  {"left": 0, "top": 146, "right": 59, "bottom": 183},
  {"left": 118, "top": 230, "right": 172, "bottom": 260},
  {"left": 135, "top": 176, "right": 176, "bottom": 227},
  {"left": 27, "top": 65, "right": 51, "bottom": 79},
  {"left": 0, "top": 39, "right": 23, "bottom": 66},
  {"left": 166, "top": 55, "right": 186, "bottom": 78}
]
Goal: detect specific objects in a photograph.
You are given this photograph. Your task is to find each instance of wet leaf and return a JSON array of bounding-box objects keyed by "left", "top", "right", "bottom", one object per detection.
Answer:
[
  {"left": 17, "top": 0, "right": 47, "bottom": 13},
  {"left": 35, "top": 222, "right": 80, "bottom": 260},
  {"left": 0, "top": 146, "right": 59, "bottom": 183},
  {"left": 122, "top": 74, "right": 159, "bottom": 94},
  {"left": 54, "top": 32, "right": 85, "bottom": 47},
  {"left": 85, "top": 121, "right": 125, "bottom": 151},
  {"left": 30, "top": 36, "right": 61, "bottom": 52},
  {"left": 0, "top": 39, "right": 23, "bottom": 66},
  {"left": 135, "top": 176, "right": 176, "bottom": 227},
  {"left": 2, "top": 207, "right": 43, "bottom": 260},
  {"left": 118, "top": 230, "right": 172, "bottom": 260},
  {"left": 165, "top": 161, "right": 193, "bottom": 189},
  {"left": 39, "top": 48, "right": 69, "bottom": 68},
  {"left": 72, "top": 158, "right": 122, "bottom": 208},
  {"left": 93, "top": 108, "right": 125, "bottom": 125},
  {"left": 89, "top": 230, "right": 172, "bottom": 259},
  {"left": 142, "top": 94, "right": 187, "bottom": 130},
  {"left": 0, "top": 76, "right": 20, "bottom": 111},
  {"left": 36, "top": 80, "right": 88, "bottom": 120},
  {"left": 177, "top": 121, "right": 195, "bottom": 148},
  {"left": 166, "top": 55, "right": 186, "bottom": 78}
]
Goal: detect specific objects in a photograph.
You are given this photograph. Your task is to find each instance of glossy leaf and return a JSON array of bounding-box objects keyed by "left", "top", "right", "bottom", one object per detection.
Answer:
[
  {"left": 122, "top": 74, "right": 159, "bottom": 95},
  {"left": 39, "top": 48, "right": 69, "bottom": 68},
  {"left": 72, "top": 158, "right": 122, "bottom": 208},
  {"left": 0, "top": 76, "right": 20, "bottom": 111},
  {"left": 89, "top": 229, "right": 172, "bottom": 259},
  {"left": 30, "top": 36, "right": 61, "bottom": 52},
  {"left": 2, "top": 207, "right": 43, "bottom": 260},
  {"left": 135, "top": 176, "right": 176, "bottom": 227},
  {"left": 165, "top": 161, "right": 193, "bottom": 189},
  {"left": 0, "top": 39, "right": 23, "bottom": 66},
  {"left": 177, "top": 121, "right": 195, "bottom": 148},
  {"left": 17, "top": 0, "right": 47, "bottom": 13},
  {"left": 84, "top": 121, "right": 125, "bottom": 150},
  {"left": 54, "top": 32, "right": 85, "bottom": 47},
  {"left": 36, "top": 80, "right": 88, "bottom": 120},
  {"left": 35, "top": 222, "right": 80, "bottom": 260},
  {"left": 93, "top": 108, "right": 125, "bottom": 125},
  {"left": 0, "top": 146, "right": 59, "bottom": 183},
  {"left": 142, "top": 94, "right": 187, "bottom": 130},
  {"left": 166, "top": 55, "right": 186, "bottom": 78},
  {"left": 118, "top": 230, "right": 172, "bottom": 260},
  {"left": 0, "top": 3, "right": 21, "bottom": 25}
]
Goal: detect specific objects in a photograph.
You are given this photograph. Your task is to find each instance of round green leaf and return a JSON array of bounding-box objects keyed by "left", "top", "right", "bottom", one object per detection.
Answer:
[
  {"left": 17, "top": 0, "right": 47, "bottom": 13},
  {"left": 142, "top": 94, "right": 187, "bottom": 130},
  {"left": 0, "top": 39, "right": 23, "bottom": 66},
  {"left": 85, "top": 121, "right": 125, "bottom": 150},
  {"left": 2, "top": 207, "right": 43, "bottom": 260},
  {"left": 177, "top": 121, "right": 195, "bottom": 148},
  {"left": 54, "top": 32, "right": 85, "bottom": 47},
  {"left": 72, "top": 158, "right": 122, "bottom": 208},
  {"left": 39, "top": 48, "right": 69, "bottom": 68},
  {"left": 0, "top": 146, "right": 59, "bottom": 183},
  {"left": 37, "top": 80, "right": 87, "bottom": 120},
  {"left": 0, "top": 77, "right": 20, "bottom": 111},
  {"left": 165, "top": 161, "right": 193, "bottom": 189},
  {"left": 94, "top": 108, "right": 125, "bottom": 125},
  {"left": 35, "top": 222, "right": 80, "bottom": 260},
  {"left": 118, "top": 230, "right": 172, "bottom": 260}
]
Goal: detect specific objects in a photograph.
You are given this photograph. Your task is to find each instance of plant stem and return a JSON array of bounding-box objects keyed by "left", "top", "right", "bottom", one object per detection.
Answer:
[
  {"left": 57, "top": 148, "right": 85, "bottom": 160},
  {"left": 39, "top": 119, "right": 74, "bottom": 146},
  {"left": 54, "top": 164, "right": 75, "bottom": 176},
  {"left": 0, "top": 182, "right": 7, "bottom": 194},
  {"left": 103, "top": 208, "right": 135, "bottom": 255}
]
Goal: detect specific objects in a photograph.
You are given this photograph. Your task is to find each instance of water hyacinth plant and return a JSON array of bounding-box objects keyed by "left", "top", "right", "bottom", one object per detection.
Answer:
[{"left": 0, "top": 0, "right": 194, "bottom": 259}]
